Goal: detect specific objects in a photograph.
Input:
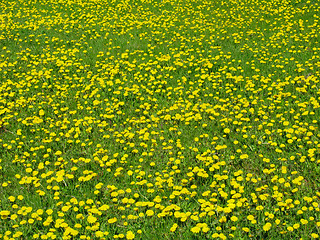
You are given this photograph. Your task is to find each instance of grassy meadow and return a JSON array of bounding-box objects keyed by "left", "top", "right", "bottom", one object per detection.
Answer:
[{"left": 1, "top": 0, "right": 320, "bottom": 239}]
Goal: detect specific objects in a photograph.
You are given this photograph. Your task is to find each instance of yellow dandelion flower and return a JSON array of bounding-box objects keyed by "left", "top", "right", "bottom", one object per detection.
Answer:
[
  {"left": 87, "top": 215, "right": 97, "bottom": 224},
  {"left": 0, "top": 210, "right": 10, "bottom": 216},
  {"left": 170, "top": 223, "right": 178, "bottom": 232},
  {"left": 212, "top": 233, "right": 219, "bottom": 238},
  {"left": 61, "top": 206, "right": 70, "bottom": 212},
  {"left": 39, "top": 109, "right": 45, "bottom": 116},
  {"left": 126, "top": 231, "right": 135, "bottom": 240},
  {"left": 301, "top": 219, "right": 308, "bottom": 225},
  {"left": 95, "top": 231, "right": 104, "bottom": 237},
  {"left": 203, "top": 227, "right": 210, "bottom": 233},
  {"left": 146, "top": 210, "right": 154, "bottom": 216},
  {"left": 55, "top": 151, "right": 62, "bottom": 156},
  {"left": 263, "top": 222, "right": 272, "bottom": 231},
  {"left": 224, "top": 128, "right": 231, "bottom": 134},
  {"left": 219, "top": 233, "right": 227, "bottom": 240},
  {"left": 8, "top": 196, "right": 15, "bottom": 202},
  {"left": 283, "top": 121, "right": 290, "bottom": 126},
  {"left": 74, "top": 224, "right": 82, "bottom": 228},
  {"left": 231, "top": 216, "right": 238, "bottom": 222},
  {"left": 108, "top": 217, "right": 117, "bottom": 224},
  {"left": 191, "top": 226, "right": 201, "bottom": 233},
  {"left": 293, "top": 223, "right": 300, "bottom": 229}
]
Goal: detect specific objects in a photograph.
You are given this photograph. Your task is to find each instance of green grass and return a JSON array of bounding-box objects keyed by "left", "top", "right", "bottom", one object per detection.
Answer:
[{"left": 0, "top": 0, "right": 320, "bottom": 239}]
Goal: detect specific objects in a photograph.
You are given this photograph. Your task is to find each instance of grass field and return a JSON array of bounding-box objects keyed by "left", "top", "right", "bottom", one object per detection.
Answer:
[{"left": 0, "top": 0, "right": 320, "bottom": 239}]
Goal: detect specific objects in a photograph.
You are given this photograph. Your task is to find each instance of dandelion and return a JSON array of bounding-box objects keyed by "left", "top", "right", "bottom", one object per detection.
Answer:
[
  {"left": 39, "top": 109, "right": 45, "bottom": 116},
  {"left": 212, "top": 233, "right": 219, "bottom": 238},
  {"left": 191, "top": 226, "right": 201, "bottom": 233},
  {"left": 242, "top": 227, "right": 250, "bottom": 232},
  {"left": 283, "top": 121, "right": 290, "bottom": 126},
  {"left": 219, "top": 233, "right": 227, "bottom": 240},
  {"left": 108, "top": 218, "right": 117, "bottom": 224},
  {"left": 94, "top": 231, "right": 103, "bottom": 237},
  {"left": 170, "top": 223, "right": 178, "bottom": 232},
  {"left": 74, "top": 224, "right": 82, "bottom": 228},
  {"left": 146, "top": 210, "right": 154, "bottom": 216},
  {"left": 223, "top": 128, "right": 231, "bottom": 134},
  {"left": 293, "top": 223, "right": 300, "bottom": 229},
  {"left": 301, "top": 219, "right": 308, "bottom": 225},
  {"left": 126, "top": 231, "right": 135, "bottom": 240},
  {"left": 0, "top": 210, "right": 10, "bottom": 216},
  {"left": 231, "top": 216, "right": 238, "bottom": 222},
  {"left": 87, "top": 215, "right": 97, "bottom": 224},
  {"left": 8, "top": 196, "right": 15, "bottom": 202},
  {"left": 287, "top": 226, "right": 294, "bottom": 232},
  {"left": 203, "top": 227, "right": 210, "bottom": 233},
  {"left": 263, "top": 222, "right": 272, "bottom": 231},
  {"left": 55, "top": 151, "right": 62, "bottom": 156}
]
